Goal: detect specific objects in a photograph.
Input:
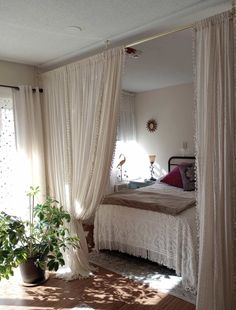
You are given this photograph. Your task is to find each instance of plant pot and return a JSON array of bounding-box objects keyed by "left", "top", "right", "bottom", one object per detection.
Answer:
[{"left": 20, "top": 257, "right": 47, "bottom": 286}]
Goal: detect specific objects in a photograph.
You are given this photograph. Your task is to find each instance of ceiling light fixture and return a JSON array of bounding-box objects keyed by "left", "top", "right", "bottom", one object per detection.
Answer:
[
  {"left": 67, "top": 26, "right": 83, "bottom": 33},
  {"left": 125, "top": 47, "right": 142, "bottom": 59}
]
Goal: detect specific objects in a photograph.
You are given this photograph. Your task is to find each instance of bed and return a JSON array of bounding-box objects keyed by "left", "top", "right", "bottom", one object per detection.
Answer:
[{"left": 94, "top": 156, "right": 197, "bottom": 293}]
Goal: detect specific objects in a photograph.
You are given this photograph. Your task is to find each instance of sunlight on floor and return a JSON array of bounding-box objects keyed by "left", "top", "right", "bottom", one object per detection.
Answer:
[
  {"left": 89, "top": 250, "right": 196, "bottom": 305},
  {"left": 71, "top": 305, "right": 94, "bottom": 310},
  {"left": 0, "top": 269, "right": 170, "bottom": 309},
  {"left": 141, "top": 273, "right": 182, "bottom": 293},
  {"left": 0, "top": 270, "right": 196, "bottom": 309}
]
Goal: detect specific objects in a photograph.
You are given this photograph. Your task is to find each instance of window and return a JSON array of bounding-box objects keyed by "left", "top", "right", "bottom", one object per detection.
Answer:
[
  {"left": 112, "top": 92, "right": 149, "bottom": 181},
  {"left": 0, "top": 87, "right": 16, "bottom": 214}
]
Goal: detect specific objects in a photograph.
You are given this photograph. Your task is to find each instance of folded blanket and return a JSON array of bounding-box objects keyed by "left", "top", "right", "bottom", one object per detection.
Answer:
[{"left": 101, "top": 189, "right": 195, "bottom": 215}]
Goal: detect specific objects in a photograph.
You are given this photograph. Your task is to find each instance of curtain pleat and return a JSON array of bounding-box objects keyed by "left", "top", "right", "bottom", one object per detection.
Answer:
[
  {"left": 42, "top": 47, "right": 124, "bottom": 279},
  {"left": 117, "top": 91, "right": 136, "bottom": 142},
  {"left": 194, "top": 11, "right": 235, "bottom": 310},
  {"left": 13, "top": 86, "right": 46, "bottom": 218}
]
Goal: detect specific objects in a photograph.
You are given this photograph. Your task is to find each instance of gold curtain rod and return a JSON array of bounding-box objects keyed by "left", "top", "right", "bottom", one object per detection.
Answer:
[
  {"left": 126, "top": 23, "right": 194, "bottom": 48},
  {"left": 126, "top": 3, "right": 236, "bottom": 48}
]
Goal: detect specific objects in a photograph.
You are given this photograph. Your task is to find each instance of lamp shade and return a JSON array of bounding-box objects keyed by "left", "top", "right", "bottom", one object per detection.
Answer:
[{"left": 149, "top": 155, "right": 156, "bottom": 163}]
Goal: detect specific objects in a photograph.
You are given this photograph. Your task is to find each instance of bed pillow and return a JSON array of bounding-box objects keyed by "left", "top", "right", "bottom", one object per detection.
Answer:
[
  {"left": 160, "top": 166, "right": 183, "bottom": 188},
  {"left": 178, "top": 163, "right": 195, "bottom": 191}
]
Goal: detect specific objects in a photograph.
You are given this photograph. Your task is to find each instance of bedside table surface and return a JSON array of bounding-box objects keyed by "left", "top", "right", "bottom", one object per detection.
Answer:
[{"left": 114, "top": 181, "right": 129, "bottom": 192}]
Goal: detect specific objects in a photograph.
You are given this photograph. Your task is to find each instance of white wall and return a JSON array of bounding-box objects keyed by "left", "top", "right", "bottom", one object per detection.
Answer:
[
  {"left": 135, "top": 82, "right": 194, "bottom": 177},
  {"left": 0, "top": 60, "right": 38, "bottom": 86}
]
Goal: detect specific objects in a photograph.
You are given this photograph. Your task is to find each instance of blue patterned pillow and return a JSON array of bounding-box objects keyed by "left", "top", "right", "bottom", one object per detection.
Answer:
[{"left": 178, "top": 163, "right": 195, "bottom": 191}]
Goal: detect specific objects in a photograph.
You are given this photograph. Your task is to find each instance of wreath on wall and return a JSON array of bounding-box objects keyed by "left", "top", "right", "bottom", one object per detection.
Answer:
[{"left": 146, "top": 119, "right": 158, "bottom": 133}]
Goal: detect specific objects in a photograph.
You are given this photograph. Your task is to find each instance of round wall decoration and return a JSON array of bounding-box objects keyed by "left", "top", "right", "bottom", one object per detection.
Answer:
[{"left": 146, "top": 119, "right": 158, "bottom": 133}]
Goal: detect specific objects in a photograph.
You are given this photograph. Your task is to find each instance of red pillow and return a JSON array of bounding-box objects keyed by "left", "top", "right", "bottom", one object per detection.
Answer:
[{"left": 160, "top": 166, "right": 183, "bottom": 188}]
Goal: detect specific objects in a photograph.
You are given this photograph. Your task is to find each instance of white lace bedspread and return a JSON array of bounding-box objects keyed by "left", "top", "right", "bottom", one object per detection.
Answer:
[{"left": 94, "top": 182, "right": 198, "bottom": 293}]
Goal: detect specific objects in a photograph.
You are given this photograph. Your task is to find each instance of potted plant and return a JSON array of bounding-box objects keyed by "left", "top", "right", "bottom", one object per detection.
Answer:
[{"left": 0, "top": 186, "right": 79, "bottom": 285}]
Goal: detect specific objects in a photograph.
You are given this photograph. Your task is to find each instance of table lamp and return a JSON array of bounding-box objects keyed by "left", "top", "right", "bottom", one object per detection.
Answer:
[{"left": 149, "top": 155, "right": 156, "bottom": 181}]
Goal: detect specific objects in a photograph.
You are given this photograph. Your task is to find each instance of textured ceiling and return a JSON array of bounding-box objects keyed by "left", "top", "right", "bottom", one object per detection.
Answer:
[{"left": 0, "top": 0, "right": 229, "bottom": 69}]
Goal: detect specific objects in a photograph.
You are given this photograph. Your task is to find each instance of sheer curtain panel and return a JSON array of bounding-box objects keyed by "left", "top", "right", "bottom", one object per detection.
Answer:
[
  {"left": 117, "top": 91, "right": 136, "bottom": 142},
  {"left": 42, "top": 47, "right": 124, "bottom": 279},
  {"left": 0, "top": 87, "right": 16, "bottom": 214},
  {"left": 13, "top": 86, "right": 46, "bottom": 217},
  {"left": 42, "top": 68, "right": 89, "bottom": 278},
  {"left": 110, "top": 91, "right": 137, "bottom": 188},
  {"left": 194, "top": 11, "right": 235, "bottom": 310}
]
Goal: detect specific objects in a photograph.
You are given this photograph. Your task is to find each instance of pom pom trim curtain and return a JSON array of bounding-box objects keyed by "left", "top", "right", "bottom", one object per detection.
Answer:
[
  {"left": 194, "top": 11, "right": 236, "bottom": 310},
  {"left": 42, "top": 47, "right": 124, "bottom": 278}
]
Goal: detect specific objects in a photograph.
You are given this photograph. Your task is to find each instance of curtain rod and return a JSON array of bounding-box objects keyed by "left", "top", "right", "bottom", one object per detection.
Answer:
[
  {"left": 0, "top": 84, "right": 43, "bottom": 93},
  {"left": 126, "top": 4, "right": 236, "bottom": 48},
  {"left": 126, "top": 23, "right": 194, "bottom": 48}
]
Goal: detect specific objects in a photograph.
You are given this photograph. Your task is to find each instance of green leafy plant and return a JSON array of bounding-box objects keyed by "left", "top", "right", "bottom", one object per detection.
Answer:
[{"left": 0, "top": 186, "right": 79, "bottom": 280}]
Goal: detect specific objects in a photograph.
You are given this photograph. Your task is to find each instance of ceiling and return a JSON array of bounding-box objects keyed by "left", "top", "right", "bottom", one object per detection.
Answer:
[
  {"left": 123, "top": 29, "right": 193, "bottom": 92},
  {"left": 0, "top": 0, "right": 230, "bottom": 71}
]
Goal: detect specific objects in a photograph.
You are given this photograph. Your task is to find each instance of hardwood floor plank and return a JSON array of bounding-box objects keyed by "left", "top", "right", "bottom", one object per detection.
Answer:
[{"left": 0, "top": 267, "right": 195, "bottom": 310}]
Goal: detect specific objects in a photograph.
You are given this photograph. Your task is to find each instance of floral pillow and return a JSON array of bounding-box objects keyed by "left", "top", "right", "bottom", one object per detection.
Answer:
[{"left": 178, "top": 163, "right": 195, "bottom": 191}]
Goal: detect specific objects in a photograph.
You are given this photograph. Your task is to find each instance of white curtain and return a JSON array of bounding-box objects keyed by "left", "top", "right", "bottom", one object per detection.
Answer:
[
  {"left": 42, "top": 47, "right": 124, "bottom": 278},
  {"left": 13, "top": 86, "right": 46, "bottom": 218},
  {"left": 111, "top": 91, "right": 139, "bottom": 184},
  {"left": 194, "top": 11, "right": 235, "bottom": 310},
  {"left": 0, "top": 87, "right": 16, "bottom": 214},
  {"left": 117, "top": 91, "right": 136, "bottom": 142}
]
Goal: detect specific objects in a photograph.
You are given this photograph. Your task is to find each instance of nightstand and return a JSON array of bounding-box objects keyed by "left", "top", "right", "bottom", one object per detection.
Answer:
[
  {"left": 128, "top": 179, "right": 155, "bottom": 189},
  {"left": 114, "top": 181, "right": 129, "bottom": 192}
]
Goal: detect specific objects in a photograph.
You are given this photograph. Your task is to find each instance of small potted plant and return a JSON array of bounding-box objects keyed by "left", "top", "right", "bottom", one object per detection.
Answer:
[{"left": 0, "top": 187, "right": 79, "bottom": 285}]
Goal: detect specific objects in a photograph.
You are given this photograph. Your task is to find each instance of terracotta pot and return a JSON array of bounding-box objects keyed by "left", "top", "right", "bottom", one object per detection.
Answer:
[{"left": 20, "top": 257, "right": 46, "bottom": 285}]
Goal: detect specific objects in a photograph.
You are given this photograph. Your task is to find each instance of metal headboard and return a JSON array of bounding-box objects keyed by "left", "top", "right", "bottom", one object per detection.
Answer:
[{"left": 168, "top": 156, "right": 195, "bottom": 172}]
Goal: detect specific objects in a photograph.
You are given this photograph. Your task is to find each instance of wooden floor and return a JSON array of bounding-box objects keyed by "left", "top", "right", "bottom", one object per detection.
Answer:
[{"left": 0, "top": 266, "right": 195, "bottom": 310}]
